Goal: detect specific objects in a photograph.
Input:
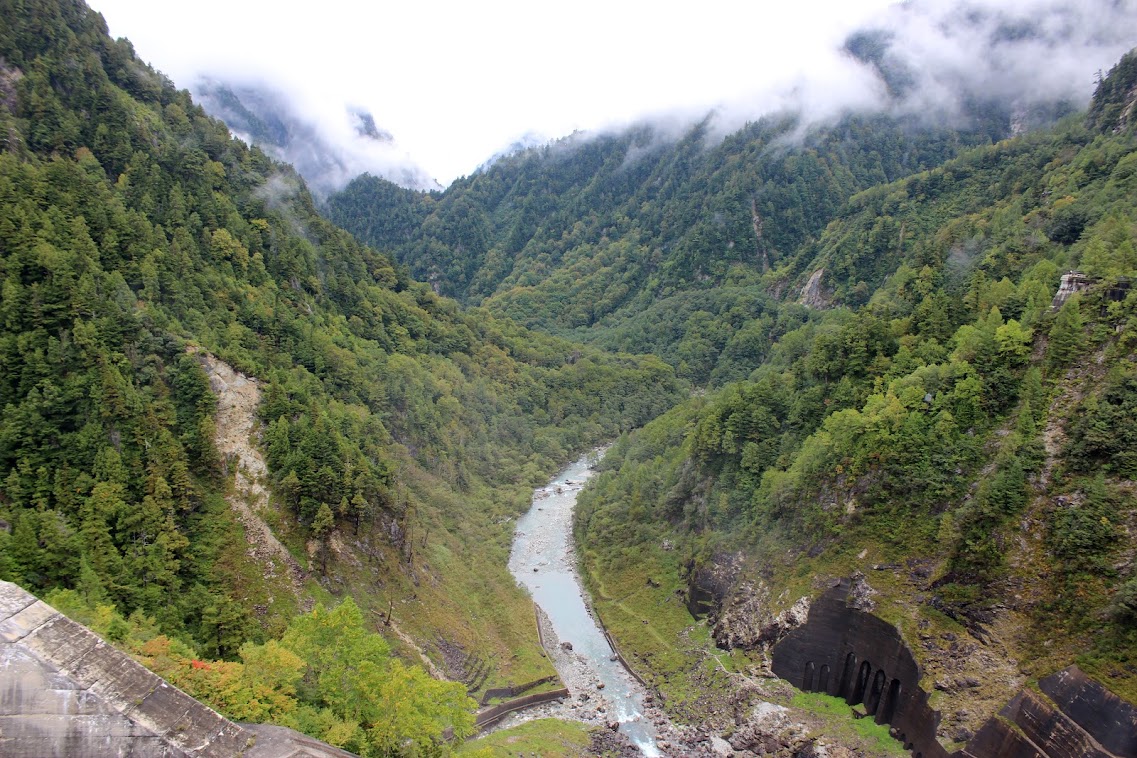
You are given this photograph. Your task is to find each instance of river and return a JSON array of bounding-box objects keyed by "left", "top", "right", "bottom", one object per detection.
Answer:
[{"left": 507, "top": 451, "right": 662, "bottom": 756}]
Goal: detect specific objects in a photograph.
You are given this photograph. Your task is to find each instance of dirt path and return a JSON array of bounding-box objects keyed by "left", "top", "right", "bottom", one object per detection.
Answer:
[
  {"left": 194, "top": 351, "right": 308, "bottom": 601},
  {"left": 386, "top": 616, "right": 448, "bottom": 680}
]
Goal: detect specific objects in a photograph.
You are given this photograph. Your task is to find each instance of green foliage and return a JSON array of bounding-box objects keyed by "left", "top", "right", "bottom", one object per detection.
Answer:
[
  {"left": 1111, "top": 578, "right": 1137, "bottom": 623},
  {"left": 573, "top": 67, "right": 1137, "bottom": 701},
  {"left": 5, "top": 0, "right": 1137, "bottom": 736},
  {"left": 454, "top": 719, "right": 591, "bottom": 757},
  {"left": 1047, "top": 297, "right": 1085, "bottom": 371},
  {"left": 47, "top": 589, "right": 474, "bottom": 756},
  {"left": 328, "top": 113, "right": 1004, "bottom": 383},
  {"left": 1065, "top": 368, "right": 1137, "bottom": 477},
  {"left": 279, "top": 599, "right": 476, "bottom": 755},
  {"left": 1088, "top": 49, "right": 1137, "bottom": 134},
  {"left": 0, "top": 0, "right": 684, "bottom": 649},
  {"left": 0, "top": 0, "right": 689, "bottom": 731},
  {"left": 1048, "top": 475, "right": 1121, "bottom": 574},
  {"left": 789, "top": 691, "right": 908, "bottom": 756}
]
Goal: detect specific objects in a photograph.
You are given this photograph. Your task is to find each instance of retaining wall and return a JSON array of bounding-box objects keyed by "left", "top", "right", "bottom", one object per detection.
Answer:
[
  {"left": 771, "top": 578, "right": 944, "bottom": 758},
  {"left": 474, "top": 688, "right": 570, "bottom": 730},
  {"left": 591, "top": 608, "right": 650, "bottom": 688},
  {"left": 479, "top": 675, "right": 560, "bottom": 705}
]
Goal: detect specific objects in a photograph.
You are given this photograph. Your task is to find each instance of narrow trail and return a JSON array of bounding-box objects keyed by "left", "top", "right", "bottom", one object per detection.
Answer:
[
  {"left": 386, "top": 616, "right": 449, "bottom": 681},
  {"left": 194, "top": 351, "right": 308, "bottom": 602}
]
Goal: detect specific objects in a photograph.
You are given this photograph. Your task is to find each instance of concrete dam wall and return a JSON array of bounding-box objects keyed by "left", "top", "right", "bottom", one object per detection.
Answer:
[
  {"left": 770, "top": 578, "right": 1137, "bottom": 758},
  {"left": 770, "top": 578, "right": 946, "bottom": 758},
  {"left": 0, "top": 581, "right": 354, "bottom": 758}
]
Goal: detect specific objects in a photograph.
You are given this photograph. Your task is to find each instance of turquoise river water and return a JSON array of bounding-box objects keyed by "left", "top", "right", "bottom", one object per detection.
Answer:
[{"left": 507, "top": 452, "right": 661, "bottom": 756}]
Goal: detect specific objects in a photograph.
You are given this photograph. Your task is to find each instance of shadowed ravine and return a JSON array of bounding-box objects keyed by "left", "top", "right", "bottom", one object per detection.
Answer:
[{"left": 508, "top": 453, "right": 662, "bottom": 756}]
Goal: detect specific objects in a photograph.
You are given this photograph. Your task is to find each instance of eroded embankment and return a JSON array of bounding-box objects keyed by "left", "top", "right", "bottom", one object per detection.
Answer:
[{"left": 194, "top": 351, "right": 308, "bottom": 600}]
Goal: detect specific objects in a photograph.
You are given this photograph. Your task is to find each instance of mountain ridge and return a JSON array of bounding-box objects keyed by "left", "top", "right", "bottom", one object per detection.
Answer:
[{"left": 1, "top": 1, "right": 1136, "bottom": 756}]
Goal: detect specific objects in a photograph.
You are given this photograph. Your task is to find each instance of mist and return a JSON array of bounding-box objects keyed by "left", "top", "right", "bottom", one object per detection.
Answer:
[
  {"left": 193, "top": 78, "right": 441, "bottom": 196},
  {"left": 702, "top": 0, "right": 1137, "bottom": 141},
  {"left": 90, "top": 0, "right": 1137, "bottom": 191}
]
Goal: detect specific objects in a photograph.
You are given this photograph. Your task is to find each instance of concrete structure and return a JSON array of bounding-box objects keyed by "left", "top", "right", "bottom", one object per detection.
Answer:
[
  {"left": 771, "top": 578, "right": 943, "bottom": 757},
  {"left": 0, "top": 581, "right": 354, "bottom": 757},
  {"left": 771, "top": 578, "right": 1137, "bottom": 758}
]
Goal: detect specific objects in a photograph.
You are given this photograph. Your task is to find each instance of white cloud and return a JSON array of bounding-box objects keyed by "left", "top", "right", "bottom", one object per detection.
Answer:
[{"left": 89, "top": 0, "right": 1137, "bottom": 188}]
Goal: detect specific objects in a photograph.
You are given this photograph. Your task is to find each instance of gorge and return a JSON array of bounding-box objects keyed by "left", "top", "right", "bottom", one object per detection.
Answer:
[
  {"left": 1, "top": 1, "right": 1137, "bottom": 756},
  {"left": 507, "top": 453, "right": 664, "bottom": 755}
]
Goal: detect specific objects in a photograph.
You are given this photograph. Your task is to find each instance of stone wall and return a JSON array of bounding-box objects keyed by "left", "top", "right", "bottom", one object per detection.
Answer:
[
  {"left": 474, "top": 688, "right": 570, "bottom": 730},
  {"left": 479, "top": 675, "right": 560, "bottom": 705}
]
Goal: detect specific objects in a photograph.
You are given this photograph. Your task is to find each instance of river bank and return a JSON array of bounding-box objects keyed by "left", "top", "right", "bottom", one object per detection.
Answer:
[
  {"left": 502, "top": 452, "right": 688, "bottom": 755},
  {"left": 482, "top": 451, "right": 871, "bottom": 758}
]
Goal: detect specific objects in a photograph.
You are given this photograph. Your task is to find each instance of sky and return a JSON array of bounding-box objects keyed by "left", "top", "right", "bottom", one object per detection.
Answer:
[{"left": 89, "top": 0, "right": 1137, "bottom": 189}]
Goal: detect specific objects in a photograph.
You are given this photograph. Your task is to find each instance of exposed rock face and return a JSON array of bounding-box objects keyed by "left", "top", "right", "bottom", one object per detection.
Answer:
[
  {"left": 1050, "top": 271, "right": 1092, "bottom": 311},
  {"left": 712, "top": 580, "right": 811, "bottom": 652},
  {"left": 0, "top": 581, "right": 352, "bottom": 757},
  {"left": 686, "top": 552, "right": 745, "bottom": 620},
  {"left": 0, "top": 59, "right": 22, "bottom": 113},
  {"left": 799, "top": 269, "right": 830, "bottom": 309},
  {"left": 727, "top": 701, "right": 828, "bottom": 757},
  {"left": 195, "top": 351, "right": 308, "bottom": 600}
]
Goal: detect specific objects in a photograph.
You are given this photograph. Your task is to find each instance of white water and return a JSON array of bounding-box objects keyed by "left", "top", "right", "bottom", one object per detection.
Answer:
[{"left": 508, "top": 453, "right": 661, "bottom": 756}]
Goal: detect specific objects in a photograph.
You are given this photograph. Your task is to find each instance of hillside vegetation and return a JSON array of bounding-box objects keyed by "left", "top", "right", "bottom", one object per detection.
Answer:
[
  {"left": 327, "top": 111, "right": 1023, "bottom": 385},
  {"left": 0, "top": 1, "right": 683, "bottom": 752},
  {"left": 572, "top": 51, "right": 1137, "bottom": 736},
  {"left": 3, "top": 0, "right": 1137, "bottom": 754},
  {"left": 326, "top": 37, "right": 1137, "bottom": 741}
]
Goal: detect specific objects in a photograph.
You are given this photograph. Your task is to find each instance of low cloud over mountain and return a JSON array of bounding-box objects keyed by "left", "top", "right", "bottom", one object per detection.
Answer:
[{"left": 194, "top": 78, "right": 441, "bottom": 195}]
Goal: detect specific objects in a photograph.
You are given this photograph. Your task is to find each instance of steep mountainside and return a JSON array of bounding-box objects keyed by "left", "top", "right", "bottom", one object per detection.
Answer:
[
  {"left": 327, "top": 108, "right": 1031, "bottom": 384},
  {"left": 572, "top": 50, "right": 1137, "bottom": 754},
  {"left": 0, "top": 1, "right": 684, "bottom": 753},
  {"left": 4, "top": 0, "right": 1137, "bottom": 755}
]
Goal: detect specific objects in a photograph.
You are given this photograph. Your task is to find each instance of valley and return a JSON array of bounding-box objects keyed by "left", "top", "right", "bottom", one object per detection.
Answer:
[
  {"left": 506, "top": 452, "right": 663, "bottom": 755},
  {"left": 1, "top": 1, "right": 1137, "bottom": 756}
]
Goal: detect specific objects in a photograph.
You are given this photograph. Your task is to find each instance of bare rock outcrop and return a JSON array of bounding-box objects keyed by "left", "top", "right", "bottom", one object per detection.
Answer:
[
  {"left": 712, "top": 579, "right": 811, "bottom": 652},
  {"left": 799, "top": 269, "right": 830, "bottom": 309},
  {"left": 193, "top": 351, "right": 307, "bottom": 600},
  {"left": 1050, "top": 270, "right": 1092, "bottom": 311}
]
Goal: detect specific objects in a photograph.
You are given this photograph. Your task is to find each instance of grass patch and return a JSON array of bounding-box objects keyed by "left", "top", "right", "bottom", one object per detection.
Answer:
[
  {"left": 302, "top": 455, "right": 559, "bottom": 699},
  {"left": 790, "top": 691, "right": 908, "bottom": 756},
  {"left": 458, "top": 719, "right": 592, "bottom": 757},
  {"left": 580, "top": 543, "right": 735, "bottom": 720}
]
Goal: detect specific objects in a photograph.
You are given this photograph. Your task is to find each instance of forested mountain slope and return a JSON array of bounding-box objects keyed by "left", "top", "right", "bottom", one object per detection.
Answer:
[
  {"left": 327, "top": 104, "right": 1046, "bottom": 384},
  {"left": 4, "top": 0, "right": 1137, "bottom": 754},
  {"left": 0, "top": 1, "right": 684, "bottom": 753},
  {"left": 572, "top": 50, "right": 1137, "bottom": 749}
]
